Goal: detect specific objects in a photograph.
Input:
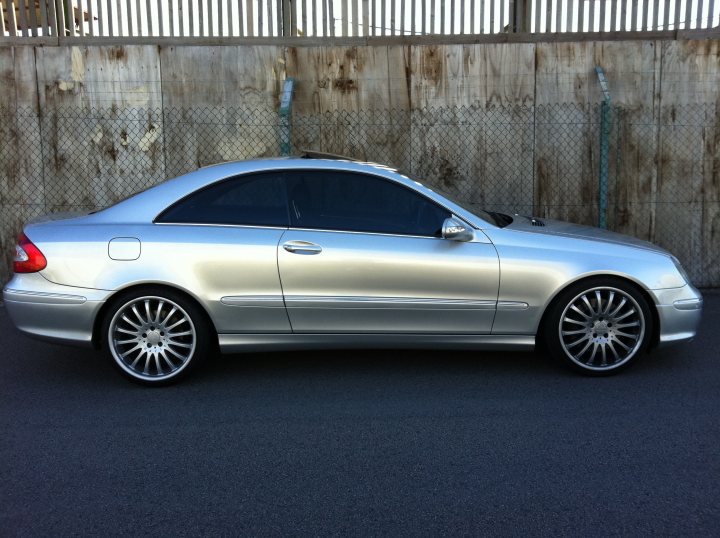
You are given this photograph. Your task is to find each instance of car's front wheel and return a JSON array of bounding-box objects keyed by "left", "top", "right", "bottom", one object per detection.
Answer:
[
  {"left": 544, "top": 278, "right": 654, "bottom": 375},
  {"left": 102, "top": 288, "right": 211, "bottom": 385}
]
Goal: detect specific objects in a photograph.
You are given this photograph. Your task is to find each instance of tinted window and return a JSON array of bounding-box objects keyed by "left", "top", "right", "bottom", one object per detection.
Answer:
[
  {"left": 286, "top": 171, "right": 450, "bottom": 236},
  {"left": 157, "top": 173, "right": 288, "bottom": 227}
]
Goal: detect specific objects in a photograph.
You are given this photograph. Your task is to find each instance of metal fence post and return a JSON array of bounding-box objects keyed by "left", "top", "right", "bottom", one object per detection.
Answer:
[
  {"left": 279, "top": 78, "right": 295, "bottom": 156},
  {"left": 595, "top": 66, "right": 612, "bottom": 230}
]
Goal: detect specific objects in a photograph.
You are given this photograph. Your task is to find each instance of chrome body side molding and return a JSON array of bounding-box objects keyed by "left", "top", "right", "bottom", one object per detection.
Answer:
[{"left": 283, "top": 296, "right": 498, "bottom": 310}]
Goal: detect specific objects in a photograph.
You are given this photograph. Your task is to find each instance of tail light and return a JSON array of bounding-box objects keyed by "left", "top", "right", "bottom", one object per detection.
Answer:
[{"left": 14, "top": 233, "right": 47, "bottom": 273}]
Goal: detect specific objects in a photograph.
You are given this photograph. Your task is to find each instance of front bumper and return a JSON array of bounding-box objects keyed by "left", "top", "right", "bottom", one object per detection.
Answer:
[
  {"left": 649, "top": 284, "right": 703, "bottom": 347},
  {"left": 3, "top": 273, "right": 112, "bottom": 347}
]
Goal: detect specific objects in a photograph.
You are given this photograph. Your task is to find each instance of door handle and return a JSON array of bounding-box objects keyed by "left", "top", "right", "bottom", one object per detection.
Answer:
[{"left": 283, "top": 241, "right": 323, "bottom": 254}]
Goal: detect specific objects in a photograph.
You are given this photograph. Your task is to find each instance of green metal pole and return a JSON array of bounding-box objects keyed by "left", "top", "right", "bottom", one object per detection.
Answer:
[
  {"left": 595, "top": 67, "right": 611, "bottom": 230},
  {"left": 599, "top": 101, "right": 610, "bottom": 230},
  {"left": 279, "top": 78, "right": 295, "bottom": 157}
]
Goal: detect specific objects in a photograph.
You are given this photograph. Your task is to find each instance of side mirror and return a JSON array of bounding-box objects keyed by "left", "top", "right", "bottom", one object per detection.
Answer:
[{"left": 442, "top": 217, "right": 474, "bottom": 242}]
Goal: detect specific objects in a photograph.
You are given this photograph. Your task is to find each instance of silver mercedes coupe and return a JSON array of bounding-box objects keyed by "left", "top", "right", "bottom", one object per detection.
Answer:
[{"left": 3, "top": 156, "right": 703, "bottom": 384}]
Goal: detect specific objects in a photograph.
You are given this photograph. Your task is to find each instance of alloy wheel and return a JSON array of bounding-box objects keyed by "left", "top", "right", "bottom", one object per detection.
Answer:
[
  {"left": 108, "top": 296, "right": 197, "bottom": 381},
  {"left": 558, "top": 287, "right": 645, "bottom": 371}
]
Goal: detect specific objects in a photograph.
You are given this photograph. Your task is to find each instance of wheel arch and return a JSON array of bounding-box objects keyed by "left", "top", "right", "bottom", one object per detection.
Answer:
[
  {"left": 536, "top": 274, "right": 661, "bottom": 350},
  {"left": 92, "top": 282, "right": 219, "bottom": 349}
]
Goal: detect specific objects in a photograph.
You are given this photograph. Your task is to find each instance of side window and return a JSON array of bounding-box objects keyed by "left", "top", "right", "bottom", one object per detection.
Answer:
[
  {"left": 156, "top": 173, "right": 288, "bottom": 227},
  {"left": 286, "top": 171, "right": 450, "bottom": 236}
]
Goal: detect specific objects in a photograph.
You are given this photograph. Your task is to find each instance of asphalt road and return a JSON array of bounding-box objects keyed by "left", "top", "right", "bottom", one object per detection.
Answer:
[{"left": 1, "top": 292, "right": 719, "bottom": 537}]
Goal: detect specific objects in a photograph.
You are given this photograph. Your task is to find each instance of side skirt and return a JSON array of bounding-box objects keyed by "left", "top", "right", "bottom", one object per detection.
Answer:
[{"left": 218, "top": 334, "right": 536, "bottom": 353}]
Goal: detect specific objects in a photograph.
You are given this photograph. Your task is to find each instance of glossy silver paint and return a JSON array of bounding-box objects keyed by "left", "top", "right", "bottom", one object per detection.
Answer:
[{"left": 3, "top": 158, "right": 703, "bottom": 364}]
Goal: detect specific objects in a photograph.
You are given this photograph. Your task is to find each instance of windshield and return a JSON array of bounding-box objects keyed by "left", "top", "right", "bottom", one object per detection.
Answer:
[{"left": 428, "top": 185, "right": 513, "bottom": 228}]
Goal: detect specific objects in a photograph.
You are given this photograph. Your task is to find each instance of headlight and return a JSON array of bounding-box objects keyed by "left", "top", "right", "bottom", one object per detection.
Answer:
[{"left": 671, "top": 256, "right": 690, "bottom": 285}]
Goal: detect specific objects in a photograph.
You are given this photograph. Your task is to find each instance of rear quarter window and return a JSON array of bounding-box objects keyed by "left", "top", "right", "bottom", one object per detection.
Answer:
[{"left": 156, "top": 173, "right": 288, "bottom": 227}]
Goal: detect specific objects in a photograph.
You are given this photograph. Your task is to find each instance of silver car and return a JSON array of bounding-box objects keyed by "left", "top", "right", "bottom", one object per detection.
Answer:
[{"left": 3, "top": 157, "right": 703, "bottom": 384}]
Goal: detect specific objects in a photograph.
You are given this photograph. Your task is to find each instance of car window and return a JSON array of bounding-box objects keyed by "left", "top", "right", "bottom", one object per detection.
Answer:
[
  {"left": 156, "top": 173, "right": 288, "bottom": 227},
  {"left": 286, "top": 171, "right": 450, "bottom": 237}
]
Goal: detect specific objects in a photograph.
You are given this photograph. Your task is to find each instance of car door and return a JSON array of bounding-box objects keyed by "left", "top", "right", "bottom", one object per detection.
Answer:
[
  {"left": 154, "top": 171, "right": 292, "bottom": 334},
  {"left": 277, "top": 170, "right": 500, "bottom": 334}
]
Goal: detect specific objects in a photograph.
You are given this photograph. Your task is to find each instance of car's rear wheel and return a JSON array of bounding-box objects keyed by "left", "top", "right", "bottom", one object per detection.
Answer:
[
  {"left": 545, "top": 278, "right": 653, "bottom": 375},
  {"left": 102, "top": 289, "right": 211, "bottom": 385}
]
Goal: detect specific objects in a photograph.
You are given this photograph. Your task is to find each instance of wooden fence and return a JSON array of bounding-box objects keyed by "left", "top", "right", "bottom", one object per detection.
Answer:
[{"left": 2, "top": 0, "right": 718, "bottom": 41}]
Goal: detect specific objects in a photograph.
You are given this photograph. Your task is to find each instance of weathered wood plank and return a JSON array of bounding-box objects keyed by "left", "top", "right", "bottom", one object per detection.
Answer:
[
  {"left": 556, "top": 0, "right": 563, "bottom": 32},
  {"left": 256, "top": 0, "right": 263, "bottom": 35},
  {"left": 684, "top": 0, "right": 692, "bottom": 29},
  {"left": 47, "top": 0, "right": 59, "bottom": 36},
  {"left": 0, "top": 46, "right": 45, "bottom": 283},
  {"left": 450, "top": 0, "right": 454, "bottom": 34},
  {"left": 545, "top": 0, "right": 552, "bottom": 32},
  {"left": 595, "top": 41, "right": 660, "bottom": 242},
  {"left": 35, "top": 45, "right": 165, "bottom": 211},
  {"left": 238, "top": 0, "right": 245, "bottom": 36},
  {"left": 352, "top": 0, "right": 359, "bottom": 36},
  {"left": 27, "top": 0, "right": 39, "bottom": 36},
  {"left": 459, "top": 0, "right": 464, "bottom": 34},
  {"left": 247, "top": 0, "right": 255, "bottom": 35},
  {"left": 160, "top": 45, "right": 283, "bottom": 173},
  {"left": 39, "top": 0, "right": 50, "bottom": 35},
  {"left": 652, "top": 0, "right": 659, "bottom": 29},
  {"left": 696, "top": 0, "right": 704, "bottom": 28},
  {"left": 88, "top": 0, "right": 95, "bottom": 35},
  {"left": 410, "top": 44, "right": 535, "bottom": 214},
  {"left": 708, "top": 0, "right": 716, "bottom": 31},
  {"left": 286, "top": 46, "right": 409, "bottom": 167},
  {"left": 363, "top": 0, "right": 369, "bottom": 35},
  {"left": 535, "top": 42, "right": 598, "bottom": 224},
  {"left": 578, "top": 0, "right": 585, "bottom": 31},
  {"left": 657, "top": 40, "right": 720, "bottom": 285},
  {"left": 106, "top": 0, "right": 115, "bottom": 36},
  {"left": 478, "top": 0, "right": 484, "bottom": 33},
  {"left": 0, "top": 0, "right": 7, "bottom": 36},
  {"left": 17, "top": 0, "right": 29, "bottom": 37},
  {"left": 135, "top": 0, "right": 143, "bottom": 36},
  {"left": 98, "top": 0, "right": 106, "bottom": 35},
  {"left": 157, "top": 0, "right": 164, "bottom": 36}
]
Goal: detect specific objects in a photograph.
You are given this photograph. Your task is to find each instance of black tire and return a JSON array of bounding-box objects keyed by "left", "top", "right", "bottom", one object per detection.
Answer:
[
  {"left": 543, "top": 277, "right": 654, "bottom": 376},
  {"left": 101, "top": 287, "right": 212, "bottom": 385}
]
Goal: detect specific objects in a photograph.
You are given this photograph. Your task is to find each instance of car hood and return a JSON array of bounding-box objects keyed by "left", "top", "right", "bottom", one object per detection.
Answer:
[{"left": 506, "top": 215, "right": 669, "bottom": 255}]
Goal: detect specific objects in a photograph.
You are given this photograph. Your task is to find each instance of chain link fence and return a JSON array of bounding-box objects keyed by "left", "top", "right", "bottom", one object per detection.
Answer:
[{"left": 1, "top": 103, "right": 717, "bottom": 286}]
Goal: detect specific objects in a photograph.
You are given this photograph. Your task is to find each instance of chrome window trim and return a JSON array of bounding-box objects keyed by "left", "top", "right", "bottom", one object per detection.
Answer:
[
  {"left": 154, "top": 222, "right": 290, "bottom": 231},
  {"left": 153, "top": 219, "right": 482, "bottom": 242},
  {"left": 285, "top": 226, "right": 445, "bottom": 240}
]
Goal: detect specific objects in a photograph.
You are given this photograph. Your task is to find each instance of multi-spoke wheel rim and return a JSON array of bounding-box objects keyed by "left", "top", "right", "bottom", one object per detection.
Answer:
[
  {"left": 559, "top": 287, "right": 645, "bottom": 371},
  {"left": 108, "top": 296, "right": 196, "bottom": 381}
]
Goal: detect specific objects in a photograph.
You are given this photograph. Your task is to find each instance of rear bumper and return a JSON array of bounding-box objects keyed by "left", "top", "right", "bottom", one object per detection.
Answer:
[
  {"left": 649, "top": 284, "right": 703, "bottom": 347},
  {"left": 3, "top": 273, "right": 111, "bottom": 347}
]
